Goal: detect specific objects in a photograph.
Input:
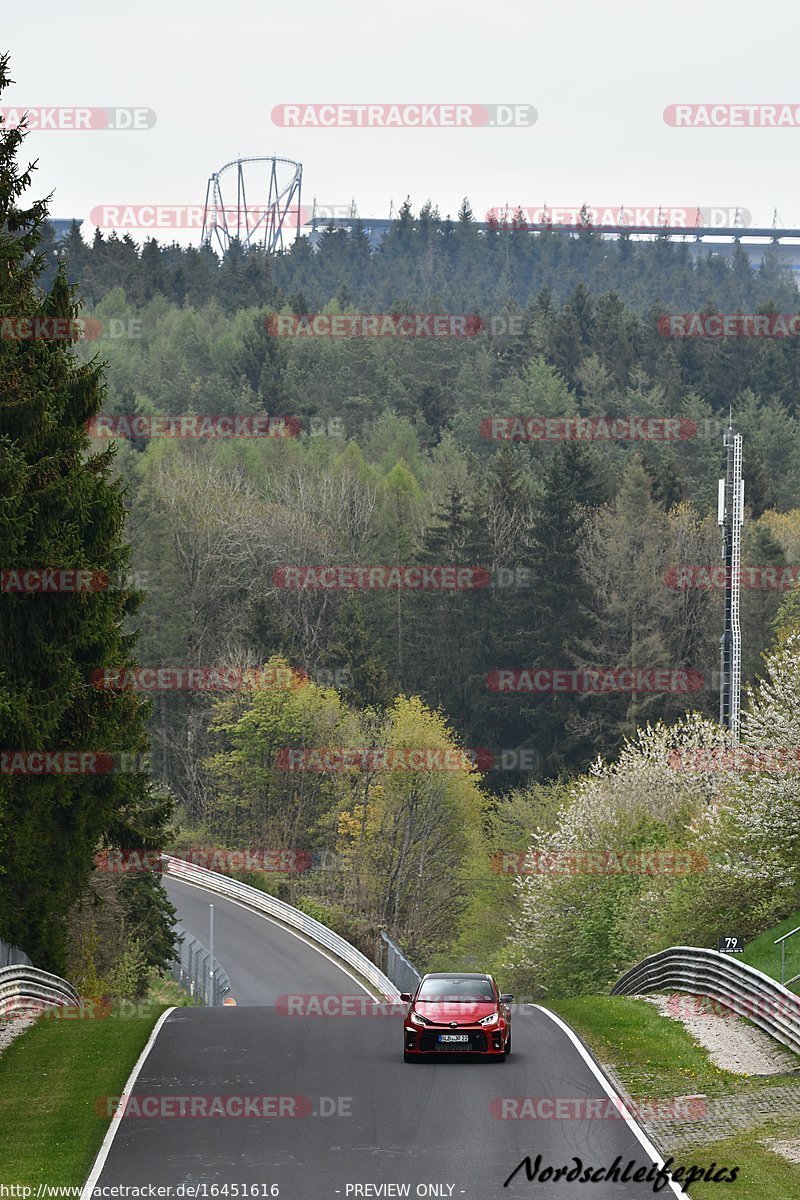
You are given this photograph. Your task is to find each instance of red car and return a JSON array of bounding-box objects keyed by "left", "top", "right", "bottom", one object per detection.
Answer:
[{"left": 401, "top": 972, "right": 514, "bottom": 1061}]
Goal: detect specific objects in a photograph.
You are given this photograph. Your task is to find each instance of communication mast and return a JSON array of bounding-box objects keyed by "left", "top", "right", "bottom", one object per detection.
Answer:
[
  {"left": 201, "top": 156, "right": 303, "bottom": 254},
  {"left": 717, "top": 420, "right": 744, "bottom": 740}
]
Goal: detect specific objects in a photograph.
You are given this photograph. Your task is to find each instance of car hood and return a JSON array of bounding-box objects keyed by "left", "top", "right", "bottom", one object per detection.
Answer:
[{"left": 413, "top": 1001, "right": 497, "bottom": 1024}]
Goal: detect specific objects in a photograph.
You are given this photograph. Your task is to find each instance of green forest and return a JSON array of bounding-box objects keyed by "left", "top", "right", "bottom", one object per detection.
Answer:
[
  {"left": 5, "top": 61, "right": 800, "bottom": 998},
  {"left": 60, "top": 213, "right": 800, "bottom": 794}
]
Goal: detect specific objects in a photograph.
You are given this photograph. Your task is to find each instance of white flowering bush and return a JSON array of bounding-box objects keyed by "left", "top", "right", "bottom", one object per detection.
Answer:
[{"left": 503, "top": 636, "right": 800, "bottom": 997}]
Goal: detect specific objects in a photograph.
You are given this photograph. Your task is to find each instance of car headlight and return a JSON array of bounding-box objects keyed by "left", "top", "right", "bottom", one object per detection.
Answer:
[
  {"left": 479, "top": 1011, "right": 499, "bottom": 1026},
  {"left": 410, "top": 1011, "right": 430, "bottom": 1026}
]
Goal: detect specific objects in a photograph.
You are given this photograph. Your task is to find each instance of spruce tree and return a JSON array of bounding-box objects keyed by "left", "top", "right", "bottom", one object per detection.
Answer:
[
  {"left": 525, "top": 442, "right": 608, "bottom": 775},
  {"left": 0, "top": 57, "right": 172, "bottom": 968},
  {"left": 321, "top": 593, "right": 391, "bottom": 710},
  {"left": 404, "top": 485, "right": 482, "bottom": 732}
]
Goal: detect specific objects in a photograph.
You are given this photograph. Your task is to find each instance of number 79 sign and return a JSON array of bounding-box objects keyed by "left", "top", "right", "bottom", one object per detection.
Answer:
[{"left": 717, "top": 936, "right": 745, "bottom": 954}]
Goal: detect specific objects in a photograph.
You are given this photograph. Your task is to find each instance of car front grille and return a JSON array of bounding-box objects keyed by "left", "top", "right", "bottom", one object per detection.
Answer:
[{"left": 419, "top": 1030, "right": 489, "bottom": 1053}]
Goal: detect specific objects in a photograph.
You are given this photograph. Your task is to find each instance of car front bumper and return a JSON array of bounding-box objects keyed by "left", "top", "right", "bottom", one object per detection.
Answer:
[{"left": 404, "top": 1023, "right": 507, "bottom": 1055}]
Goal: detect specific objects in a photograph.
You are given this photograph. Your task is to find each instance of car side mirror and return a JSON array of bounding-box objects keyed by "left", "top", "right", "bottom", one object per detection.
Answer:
[
  {"left": 499, "top": 994, "right": 515, "bottom": 1003},
  {"left": 400, "top": 992, "right": 412, "bottom": 1002}
]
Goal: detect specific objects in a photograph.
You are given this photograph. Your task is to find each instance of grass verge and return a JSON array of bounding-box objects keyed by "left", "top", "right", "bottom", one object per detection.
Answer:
[
  {"left": 687, "top": 1124, "right": 800, "bottom": 1199},
  {"left": 147, "top": 972, "right": 200, "bottom": 1009},
  {"left": 740, "top": 909, "right": 800, "bottom": 990},
  {"left": 546, "top": 995, "right": 800, "bottom": 1198},
  {"left": 0, "top": 998, "right": 170, "bottom": 1185},
  {"left": 545, "top": 995, "right": 739, "bottom": 1098}
]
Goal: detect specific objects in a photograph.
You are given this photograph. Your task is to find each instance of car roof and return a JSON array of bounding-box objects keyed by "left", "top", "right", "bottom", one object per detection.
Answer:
[{"left": 421, "top": 973, "right": 493, "bottom": 980}]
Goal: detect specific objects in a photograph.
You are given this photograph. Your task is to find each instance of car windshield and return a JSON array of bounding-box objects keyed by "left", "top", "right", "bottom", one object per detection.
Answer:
[{"left": 416, "top": 979, "right": 494, "bottom": 1002}]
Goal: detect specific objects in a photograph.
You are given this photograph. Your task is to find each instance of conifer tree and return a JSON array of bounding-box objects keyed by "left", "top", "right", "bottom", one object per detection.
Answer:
[{"left": 0, "top": 57, "right": 173, "bottom": 968}]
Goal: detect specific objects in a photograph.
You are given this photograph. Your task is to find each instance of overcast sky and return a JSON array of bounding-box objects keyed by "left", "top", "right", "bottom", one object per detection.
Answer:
[{"left": 3, "top": 0, "right": 800, "bottom": 244}]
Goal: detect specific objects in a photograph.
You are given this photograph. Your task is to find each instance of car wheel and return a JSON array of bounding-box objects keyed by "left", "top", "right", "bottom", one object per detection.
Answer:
[
  {"left": 505, "top": 1032, "right": 511, "bottom": 1054},
  {"left": 404, "top": 1050, "right": 416, "bottom": 1062},
  {"left": 496, "top": 1050, "right": 506, "bottom": 1062}
]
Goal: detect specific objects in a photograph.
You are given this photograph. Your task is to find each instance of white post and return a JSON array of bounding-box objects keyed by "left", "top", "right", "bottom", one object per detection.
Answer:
[{"left": 209, "top": 904, "right": 215, "bottom": 1004}]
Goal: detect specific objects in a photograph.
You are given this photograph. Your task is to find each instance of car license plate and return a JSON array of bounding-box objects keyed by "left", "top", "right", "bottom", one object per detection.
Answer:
[{"left": 438, "top": 1033, "right": 469, "bottom": 1043}]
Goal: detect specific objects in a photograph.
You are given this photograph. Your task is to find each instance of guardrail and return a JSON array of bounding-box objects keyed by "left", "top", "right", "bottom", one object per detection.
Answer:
[
  {"left": 380, "top": 930, "right": 422, "bottom": 995},
  {"left": 612, "top": 946, "right": 800, "bottom": 1056},
  {"left": 172, "top": 924, "right": 231, "bottom": 1006},
  {"left": 0, "top": 965, "right": 80, "bottom": 1017},
  {"left": 164, "top": 855, "right": 401, "bottom": 1001},
  {"left": 775, "top": 924, "right": 800, "bottom": 986},
  {"left": 0, "top": 938, "right": 32, "bottom": 969}
]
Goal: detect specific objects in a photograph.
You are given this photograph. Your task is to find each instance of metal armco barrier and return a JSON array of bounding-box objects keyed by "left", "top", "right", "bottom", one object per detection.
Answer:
[
  {"left": 380, "top": 930, "right": 422, "bottom": 994},
  {"left": 612, "top": 946, "right": 800, "bottom": 1056},
  {"left": 0, "top": 938, "right": 32, "bottom": 968},
  {"left": 0, "top": 965, "right": 80, "bottom": 1017},
  {"left": 164, "top": 855, "right": 401, "bottom": 1001},
  {"left": 172, "top": 925, "right": 231, "bottom": 1006}
]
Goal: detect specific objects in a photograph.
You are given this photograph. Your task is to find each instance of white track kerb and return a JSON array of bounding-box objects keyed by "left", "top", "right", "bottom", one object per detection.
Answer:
[
  {"left": 533, "top": 1007, "right": 688, "bottom": 1198},
  {"left": 81, "top": 1007, "right": 175, "bottom": 1200}
]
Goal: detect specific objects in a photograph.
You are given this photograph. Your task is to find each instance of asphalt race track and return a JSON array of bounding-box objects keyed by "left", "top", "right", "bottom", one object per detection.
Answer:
[
  {"left": 87, "top": 876, "right": 688, "bottom": 1199},
  {"left": 162, "top": 875, "right": 359, "bottom": 1006}
]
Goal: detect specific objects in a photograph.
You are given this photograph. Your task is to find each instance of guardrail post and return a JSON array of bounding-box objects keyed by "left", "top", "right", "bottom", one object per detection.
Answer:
[
  {"left": 209, "top": 904, "right": 215, "bottom": 1005},
  {"left": 170, "top": 920, "right": 230, "bottom": 1006}
]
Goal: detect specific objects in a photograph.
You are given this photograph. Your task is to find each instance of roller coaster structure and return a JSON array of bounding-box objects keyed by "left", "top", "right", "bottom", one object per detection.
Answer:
[{"left": 201, "top": 156, "right": 302, "bottom": 254}]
